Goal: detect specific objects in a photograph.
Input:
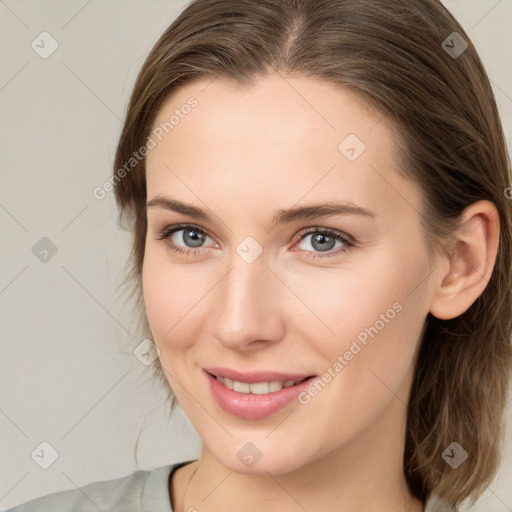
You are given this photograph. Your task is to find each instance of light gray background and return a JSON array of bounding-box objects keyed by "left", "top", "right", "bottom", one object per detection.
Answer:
[{"left": 0, "top": 0, "right": 511, "bottom": 510}]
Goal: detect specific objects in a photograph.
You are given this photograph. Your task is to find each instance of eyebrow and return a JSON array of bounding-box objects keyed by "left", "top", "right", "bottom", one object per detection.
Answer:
[{"left": 146, "top": 196, "right": 377, "bottom": 225}]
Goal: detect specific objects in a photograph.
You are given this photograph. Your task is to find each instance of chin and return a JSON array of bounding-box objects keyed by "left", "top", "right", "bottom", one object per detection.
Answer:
[{"left": 210, "top": 443, "right": 314, "bottom": 476}]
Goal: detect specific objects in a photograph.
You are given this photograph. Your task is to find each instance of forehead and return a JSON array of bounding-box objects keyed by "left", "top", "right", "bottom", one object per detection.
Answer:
[
  {"left": 150, "top": 72, "right": 383, "bottom": 155},
  {"left": 145, "top": 72, "right": 422, "bottom": 223}
]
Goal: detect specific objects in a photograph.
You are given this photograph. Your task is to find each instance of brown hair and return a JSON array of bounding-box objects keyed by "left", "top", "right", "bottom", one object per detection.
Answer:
[{"left": 113, "top": 0, "right": 512, "bottom": 508}]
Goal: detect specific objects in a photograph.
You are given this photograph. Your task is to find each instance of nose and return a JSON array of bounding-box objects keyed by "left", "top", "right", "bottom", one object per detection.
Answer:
[{"left": 212, "top": 256, "right": 285, "bottom": 351}]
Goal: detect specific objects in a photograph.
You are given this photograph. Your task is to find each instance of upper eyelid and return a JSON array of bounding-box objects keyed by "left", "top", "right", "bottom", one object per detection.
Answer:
[{"left": 159, "top": 223, "right": 215, "bottom": 241}]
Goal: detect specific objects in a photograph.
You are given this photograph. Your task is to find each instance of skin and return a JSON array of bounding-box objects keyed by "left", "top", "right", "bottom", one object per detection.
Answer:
[{"left": 142, "top": 72, "right": 500, "bottom": 512}]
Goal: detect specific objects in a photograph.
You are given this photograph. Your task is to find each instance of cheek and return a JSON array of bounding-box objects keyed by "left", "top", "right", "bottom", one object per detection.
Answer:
[
  {"left": 293, "top": 291, "right": 424, "bottom": 443},
  {"left": 141, "top": 245, "right": 210, "bottom": 352},
  {"left": 296, "top": 246, "right": 429, "bottom": 390},
  {"left": 141, "top": 247, "right": 213, "bottom": 402},
  {"left": 299, "top": 256, "right": 428, "bottom": 425},
  {"left": 316, "top": 299, "right": 422, "bottom": 441},
  {"left": 292, "top": 258, "right": 420, "bottom": 355}
]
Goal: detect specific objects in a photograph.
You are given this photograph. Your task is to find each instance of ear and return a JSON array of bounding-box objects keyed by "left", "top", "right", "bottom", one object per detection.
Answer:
[{"left": 429, "top": 200, "right": 500, "bottom": 320}]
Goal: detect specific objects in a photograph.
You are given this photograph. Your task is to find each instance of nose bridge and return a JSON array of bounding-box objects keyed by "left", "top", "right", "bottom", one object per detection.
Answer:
[{"left": 213, "top": 254, "right": 281, "bottom": 349}]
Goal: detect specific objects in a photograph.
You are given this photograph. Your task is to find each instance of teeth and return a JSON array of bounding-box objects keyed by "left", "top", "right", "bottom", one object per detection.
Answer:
[
  {"left": 233, "top": 381, "right": 250, "bottom": 393},
  {"left": 269, "top": 381, "right": 283, "bottom": 392},
  {"left": 215, "top": 375, "right": 306, "bottom": 394},
  {"left": 249, "top": 382, "right": 269, "bottom": 394}
]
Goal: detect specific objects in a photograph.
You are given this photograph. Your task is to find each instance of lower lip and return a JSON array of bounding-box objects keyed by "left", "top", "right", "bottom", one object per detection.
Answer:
[{"left": 205, "top": 371, "right": 317, "bottom": 420}]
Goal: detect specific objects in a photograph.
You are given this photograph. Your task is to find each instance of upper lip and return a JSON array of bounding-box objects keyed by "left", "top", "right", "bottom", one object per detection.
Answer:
[{"left": 204, "top": 367, "right": 315, "bottom": 384}]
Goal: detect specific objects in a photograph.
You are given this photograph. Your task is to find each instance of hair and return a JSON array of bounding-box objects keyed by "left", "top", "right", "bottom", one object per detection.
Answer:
[{"left": 113, "top": 0, "right": 512, "bottom": 508}]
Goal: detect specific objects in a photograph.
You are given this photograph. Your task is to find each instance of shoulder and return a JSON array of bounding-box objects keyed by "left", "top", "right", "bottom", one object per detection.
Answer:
[
  {"left": 6, "top": 463, "right": 181, "bottom": 512},
  {"left": 424, "top": 493, "right": 459, "bottom": 512}
]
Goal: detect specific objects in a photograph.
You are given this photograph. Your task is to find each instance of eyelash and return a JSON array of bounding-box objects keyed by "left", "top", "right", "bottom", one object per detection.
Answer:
[{"left": 156, "top": 223, "right": 354, "bottom": 260}]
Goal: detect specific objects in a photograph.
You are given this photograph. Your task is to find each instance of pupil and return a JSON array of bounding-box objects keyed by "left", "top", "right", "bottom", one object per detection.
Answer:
[
  {"left": 313, "top": 233, "right": 335, "bottom": 252},
  {"left": 184, "top": 229, "right": 204, "bottom": 247}
]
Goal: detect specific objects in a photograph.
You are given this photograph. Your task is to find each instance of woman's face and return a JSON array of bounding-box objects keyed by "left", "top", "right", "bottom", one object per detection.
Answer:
[{"left": 143, "top": 73, "right": 442, "bottom": 475}]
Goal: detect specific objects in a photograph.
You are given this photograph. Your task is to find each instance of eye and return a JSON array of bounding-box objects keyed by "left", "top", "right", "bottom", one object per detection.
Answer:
[
  {"left": 293, "top": 227, "right": 354, "bottom": 260},
  {"left": 157, "top": 223, "right": 216, "bottom": 257},
  {"left": 156, "top": 223, "right": 354, "bottom": 260}
]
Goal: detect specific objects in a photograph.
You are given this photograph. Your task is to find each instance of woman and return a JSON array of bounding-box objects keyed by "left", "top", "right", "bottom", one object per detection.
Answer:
[{"left": 9, "top": 0, "right": 511, "bottom": 511}]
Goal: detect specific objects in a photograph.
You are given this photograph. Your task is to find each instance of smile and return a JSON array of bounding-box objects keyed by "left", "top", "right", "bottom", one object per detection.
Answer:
[
  {"left": 204, "top": 369, "right": 317, "bottom": 420},
  {"left": 214, "top": 375, "right": 309, "bottom": 394}
]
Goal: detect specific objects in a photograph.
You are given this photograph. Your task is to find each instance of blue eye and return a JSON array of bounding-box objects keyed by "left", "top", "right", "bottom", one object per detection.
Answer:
[
  {"left": 295, "top": 228, "right": 354, "bottom": 260},
  {"left": 157, "top": 224, "right": 214, "bottom": 257},
  {"left": 157, "top": 224, "right": 354, "bottom": 260}
]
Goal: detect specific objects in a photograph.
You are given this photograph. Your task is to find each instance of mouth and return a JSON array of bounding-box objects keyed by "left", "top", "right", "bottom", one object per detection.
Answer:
[
  {"left": 204, "top": 368, "right": 317, "bottom": 419},
  {"left": 206, "top": 371, "right": 313, "bottom": 394}
]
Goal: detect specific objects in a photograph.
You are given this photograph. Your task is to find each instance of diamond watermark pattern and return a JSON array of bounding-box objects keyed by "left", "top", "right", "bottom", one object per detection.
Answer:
[
  {"left": 32, "top": 237, "right": 58, "bottom": 263},
  {"left": 237, "top": 441, "right": 263, "bottom": 468},
  {"left": 338, "top": 134, "right": 366, "bottom": 162},
  {"left": 441, "top": 442, "right": 468, "bottom": 469},
  {"left": 236, "top": 236, "right": 263, "bottom": 264},
  {"left": 134, "top": 338, "right": 160, "bottom": 366},
  {"left": 31, "top": 31, "right": 59, "bottom": 59},
  {"left": 31, "top": 441, "right": 59, "bottom": 469},
  {"left": 442, "top": 32, "right": 468, "bottom": 59}
]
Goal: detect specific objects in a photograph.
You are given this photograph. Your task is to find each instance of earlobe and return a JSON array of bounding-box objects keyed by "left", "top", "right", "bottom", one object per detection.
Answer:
[{"left": 429, "top": 200, "right": 500, "bottom": 321}]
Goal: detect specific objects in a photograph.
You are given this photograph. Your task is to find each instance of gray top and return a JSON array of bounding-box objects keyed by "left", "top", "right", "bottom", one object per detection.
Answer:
[{"left": 7, "top": 460, "right": 456, "bottom": 511}]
